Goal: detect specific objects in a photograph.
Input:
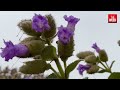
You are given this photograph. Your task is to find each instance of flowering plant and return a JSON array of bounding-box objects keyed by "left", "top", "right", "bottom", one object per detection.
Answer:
[{"left": 0, "top": 13, "right": 120, "bottom": 79}]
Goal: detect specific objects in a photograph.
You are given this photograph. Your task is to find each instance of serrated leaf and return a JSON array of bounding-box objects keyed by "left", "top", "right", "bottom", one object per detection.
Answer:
[
  {"left": 42, "top": 14, "right": 56, "bottom": 39},
  {"left": 108, "top": 72, "right": 120, "bottom": 79},
  {"left": 46, "top": 73, "right": 58, "bottom": 79},
  {"left": 41, "top": 45, "right": 58, "bottom": 61},
  {"left": 18, "top": 20, "right": 42, "bottom": 36},
  {"left": 58, "top": 37, "right": 74, "bottom": 61},
  {"left": 98, "top": 70, "right": 106, "bottom": 73},
  {"left": 20, "top": 59, "right": 50, "bottom": 74},
  {"left": 66, "top": 60, "right": 81, "bottom": 78}
]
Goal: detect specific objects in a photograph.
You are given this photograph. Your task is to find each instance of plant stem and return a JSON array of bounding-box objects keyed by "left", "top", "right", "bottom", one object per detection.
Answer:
[
  {"left": 98, "top": 57, "right": 108, "bottom": 69},
  {"left": 98, "top": 66, "right": 105, "bottom": 70},
  {"left": 55, "top": 59, "right": 65, "bottom": 78},
  {"left": 46, "top": 38, "right": 52, "bottom": 45},
  {"left": 39, "top": 37, "right": 46, "bottom": 42},
  {"left": 105, "top": 62, "right": 109, "bottom": 69},
  {"left": 99, "top": 61, "right": 108, "bottom": 69},
  {"left": 63, "top": 60, "right": 67, "bottom": 79},
  {"left": 50, "top": 66, "right": 61, "bottom": 78}
]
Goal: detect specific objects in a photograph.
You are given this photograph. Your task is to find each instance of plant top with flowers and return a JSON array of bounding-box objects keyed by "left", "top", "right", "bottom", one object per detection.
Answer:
[{"left": 0, "top": 14, "right": 120, "bottom": 79}]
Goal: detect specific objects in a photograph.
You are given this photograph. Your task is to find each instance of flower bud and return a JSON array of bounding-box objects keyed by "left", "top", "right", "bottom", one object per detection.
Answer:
[
  {"left": 99, "top": 49, "right": 108, "bottom": 62},
  {"left": 85, "top": 55, "right": 97, "bottom": 63},
  {"left": 18, "top": 19, "right": 42, "bottom": 36},
  {"left": 20, "top": 38, "right": 45, "bottom": 57},
  {"left": 87, "top": 64, "right": 99, "bottom": 74},
  {"left": 76, "top": 51, "right": 94, "bottom": 59}
]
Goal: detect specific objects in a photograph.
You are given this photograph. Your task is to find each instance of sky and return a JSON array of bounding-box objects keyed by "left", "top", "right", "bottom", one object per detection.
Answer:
[{"left": 0, "top": 11, "right": 120, "bottom": 79}]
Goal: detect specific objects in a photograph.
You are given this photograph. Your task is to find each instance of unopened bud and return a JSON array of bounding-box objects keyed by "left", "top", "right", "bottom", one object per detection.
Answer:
[
  {"left": 87, "top": 65, "right": 99, "bottom": 74},
  {"left": 18, "top": 20, "right": 42, "bottom": 36},
  {"left": 77, "top": 51, "right": 94, "bottom": 59},
  {"left": 99, "top": 49, "right": 108, "bottom": 62},
  {"left": 21, "top": 40, "right": 45, "bottom": 57},
  {"left": 85, "top": 55, "right": 97, "bottom": 63}
]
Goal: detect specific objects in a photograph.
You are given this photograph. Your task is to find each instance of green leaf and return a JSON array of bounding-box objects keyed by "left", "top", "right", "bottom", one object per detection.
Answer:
[
  {"left": 18, "top": 20, "right": 42, "bottom": 36},
  {"left": 66, "top": 60, "right": 81, "bottom": 78},
  {"left": 41, "top": 45, "right": 58, "bottom": 61},
  {"left": 98, "top": 70, "right": 106, "bottom": 73},
  {"left": 58, "top": 37, "right": 74, "bottom": 61},
  {"left": 108, "top": 72, "right": 120, "bottom": 79},
  {"left": 20, "top": 59, "right": 50, "bottom": 74},
  {"left": 46, "top": 73, "right": 58, "bottom": 79},
  {"left": 42, "top": 14, "right": 56, "bottom": 39}
]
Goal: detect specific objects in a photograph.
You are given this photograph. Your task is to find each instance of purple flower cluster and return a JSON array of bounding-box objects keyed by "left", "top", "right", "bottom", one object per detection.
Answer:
[
  {"left": 58, "top": 15, "right": 80, "bottom": 44},
  {"left": 92, "top": 43, "right": 101, "bottom": 53},
  {"left": 64, "top": 15, "right": 80, "bottom": 31},
  {"left": 0, "top": 40, "right": 29, "bottom": 61},
  {"left": 77, "top": 64, "right": 90, "bottom": 75},
  {"left": 58, "top": 26, "right": 74, "bottom": 44},
  {"left": 32, "top": 14, "right": 50, "bottom": 32}
]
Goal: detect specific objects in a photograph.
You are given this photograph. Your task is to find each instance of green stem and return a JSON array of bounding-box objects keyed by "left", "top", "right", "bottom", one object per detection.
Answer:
[
  {"left": 98, "top": 57, "right": 108, "bottom": 69},
  {"left": 50, "top": 66, "right": 61, "bottom": 78},
  {"left": 99, "top": 61, "right": 108, "bottom": 69},
  {"left": 55, "top": 59, "right": 65, "bottom": 78},
  {"left": 98, "top": 66, "right": 105, "bottom": 70},
  {"left": 46, "top": 39, "right": 51, "bottom": 45},
  {"left": 50, "top": 34, "right": 57, "bottom": 40},
  {"left": 63, "top": 61, "right": 67, "bottom": 70},
  {"left": 39, "top": 37, "right": 46, "bottom": 42},
  {"left": 105, "top": 62, "right": 109, "bottom": 69},
  {"left": 63, "top": 60, "right": 67, "bottom": 79}
]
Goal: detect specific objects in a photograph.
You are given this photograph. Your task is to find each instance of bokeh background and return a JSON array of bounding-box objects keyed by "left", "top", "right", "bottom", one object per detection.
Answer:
[{"left": 0, "top": 11, "right": 120, "bottom": 79}]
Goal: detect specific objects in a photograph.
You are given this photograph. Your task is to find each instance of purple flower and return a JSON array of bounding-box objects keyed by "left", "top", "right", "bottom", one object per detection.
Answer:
[
  {"left": 58, "top": 25, "right": 74, "bottom": 45},
  {"left": 32, "top": 14, "right": 50, "bottom": 32},
  {"left": 77, "top": 64, "right": 91, "bottom": 75},
  {"left": 14, "top": 44, "right": 29, "bottom": 57},
  {"left": 64, "top": 15, "right": 80, "bottom": 31},
  {"left": 92, "top": 43, "right": 101, "bottom": 53},
  {"left": 0, "top": 40, "right": 29, "bottom": 61}
]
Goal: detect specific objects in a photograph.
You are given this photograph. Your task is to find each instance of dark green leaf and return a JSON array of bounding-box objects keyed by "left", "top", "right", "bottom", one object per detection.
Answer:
[
  {"left": 20, "top": 59, "right": 50, "bottom": 74},
  {"left": 108, "top": 72, "right": 120, "bottom": 79},
  {"left": 66, "top": 60, "right": 81, "bottom": 78},
  {"left": 46, "top": 73, "right": 58, "bottom": 79},
  {"left": 41, "top": 45, "right": 58, "bottom": 61}
]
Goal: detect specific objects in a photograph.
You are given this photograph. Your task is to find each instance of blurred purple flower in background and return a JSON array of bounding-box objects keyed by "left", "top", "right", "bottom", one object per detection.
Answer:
[
  {"left": 77, "top": 64, "right": 91, "bottom": 75},
  {"left": 58, "top": 25, "right": 74, "bottom": 45},
  {"left": 32, "top": 14, "right": 50, "bottom": 32},
  {"left": 92, "top": 43, "right": 101, "bottom": 53},
  {"left": 64, "top": 15, "right": 80, "bottom": 31},
  {"left": 0, "top": 40, "right": 29, "bottom": 61}
]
